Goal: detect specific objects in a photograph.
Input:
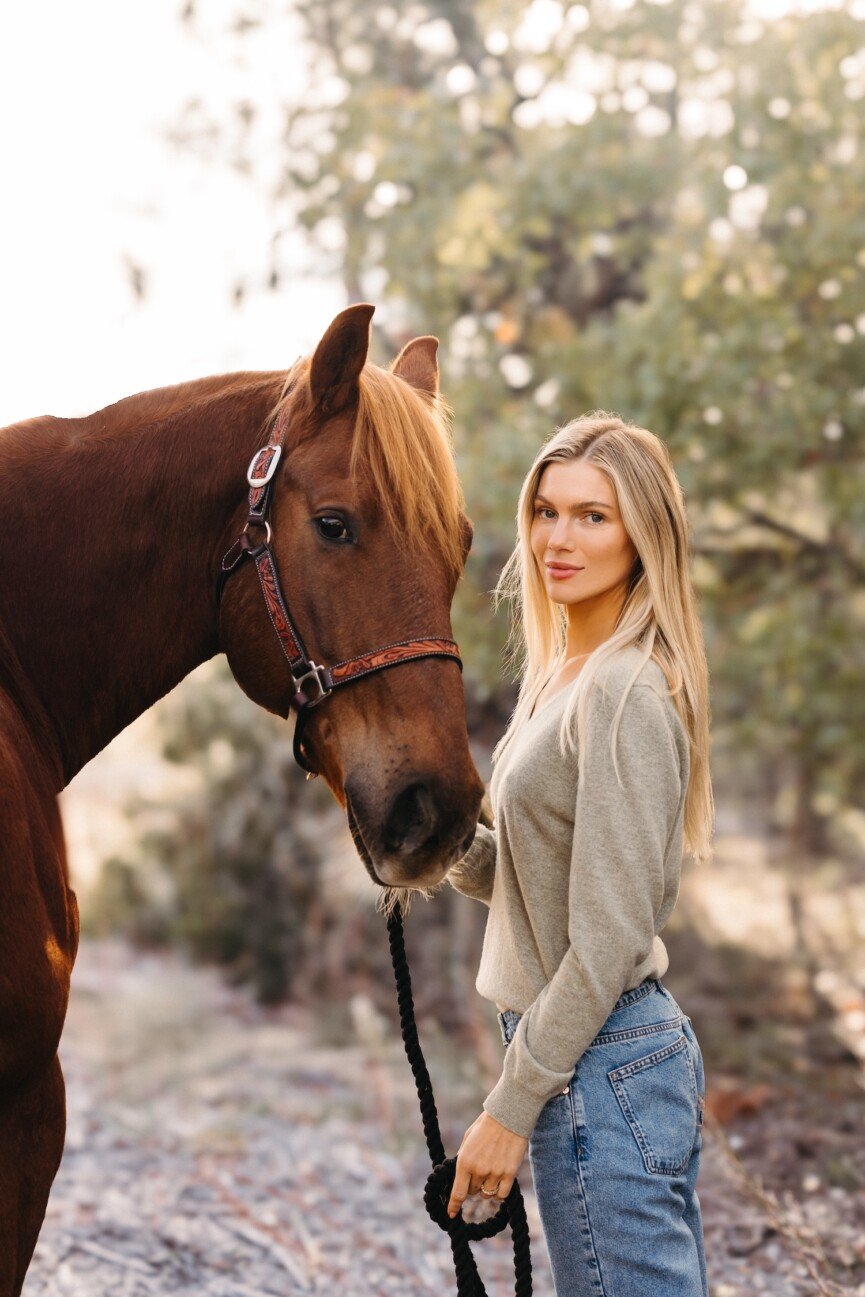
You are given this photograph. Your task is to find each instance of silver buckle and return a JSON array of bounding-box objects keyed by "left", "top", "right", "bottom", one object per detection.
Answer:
[
  {"left": 294, "top": 661, "right": 331, "bottom": 707},
  {"left": 247, "top": 444, "right": 282, "bottom": 488}
]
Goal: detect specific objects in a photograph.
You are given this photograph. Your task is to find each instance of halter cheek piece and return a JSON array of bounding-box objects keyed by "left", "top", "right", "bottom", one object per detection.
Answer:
[{"left": 215, "top": 404, "right": 463, "bottom": 778}]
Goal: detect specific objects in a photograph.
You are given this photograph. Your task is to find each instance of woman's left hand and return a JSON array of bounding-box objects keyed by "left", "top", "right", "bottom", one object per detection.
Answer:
[{"left": 446, "top": 1111, "right": 529, "bottom": 1218}]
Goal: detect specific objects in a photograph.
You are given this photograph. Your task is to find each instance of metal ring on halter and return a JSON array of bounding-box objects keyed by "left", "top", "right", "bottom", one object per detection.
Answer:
[{"left": 243, "top": 517, "right": 272, "bottom": 545}]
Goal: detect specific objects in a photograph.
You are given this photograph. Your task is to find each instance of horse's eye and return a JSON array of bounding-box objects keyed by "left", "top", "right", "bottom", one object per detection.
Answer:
[{"left": 316, "top": 515, "right": 352, "bottom": 542}]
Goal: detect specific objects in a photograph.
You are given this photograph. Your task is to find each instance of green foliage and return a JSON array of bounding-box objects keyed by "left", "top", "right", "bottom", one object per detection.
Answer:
[
  {"left": 169, "top": 0, "right": 865, "bottom": 846},
  {"left": 269, "top": 0, "right": 865, "bottom": 844}
]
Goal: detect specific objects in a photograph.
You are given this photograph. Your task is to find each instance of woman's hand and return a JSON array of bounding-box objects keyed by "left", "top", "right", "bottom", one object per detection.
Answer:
[{"left": 446, "top": 1111, "right": 529, "bottom": 1218}]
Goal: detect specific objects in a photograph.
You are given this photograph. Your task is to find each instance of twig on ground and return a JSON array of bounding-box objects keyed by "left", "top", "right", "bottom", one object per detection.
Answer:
[{"left": 705, "top": 1112, "right": 848, "bottom": 1297}]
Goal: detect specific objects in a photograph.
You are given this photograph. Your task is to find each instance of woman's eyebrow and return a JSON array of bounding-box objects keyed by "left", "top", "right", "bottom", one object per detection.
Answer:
[{"left": 534, "top": 493, "right": 613, "bottom": 509}]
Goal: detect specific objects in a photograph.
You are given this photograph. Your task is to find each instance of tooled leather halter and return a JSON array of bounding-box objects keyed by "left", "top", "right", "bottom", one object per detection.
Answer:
[{"left": 215, "top": 400, "right": 463, "bottom": 777}]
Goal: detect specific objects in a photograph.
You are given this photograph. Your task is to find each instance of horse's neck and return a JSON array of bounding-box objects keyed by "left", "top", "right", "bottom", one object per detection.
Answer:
[{"left": 0, "top": 375, "right": 282, "bottom": 789}]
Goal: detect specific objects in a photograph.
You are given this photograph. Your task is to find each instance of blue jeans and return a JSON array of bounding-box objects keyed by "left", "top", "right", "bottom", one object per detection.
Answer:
[{"left": 497, "top": 977, "right": 708, "bottom": 1297}]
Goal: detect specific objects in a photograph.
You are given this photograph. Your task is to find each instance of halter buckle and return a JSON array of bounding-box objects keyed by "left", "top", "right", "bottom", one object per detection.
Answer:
[
  {"left": 246, "top": 444, "right": 282, "bottom": 488},
  {"left": 293, "top": 661, "right": 332, "bottom": 708}
]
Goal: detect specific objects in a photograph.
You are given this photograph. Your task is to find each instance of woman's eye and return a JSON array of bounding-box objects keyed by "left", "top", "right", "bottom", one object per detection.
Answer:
[
  {"left": 531, "top": 508, "right": 606, "bottom": 523},
  {"left": 316, "top": 516, "right": 353, "bottom": 542}
]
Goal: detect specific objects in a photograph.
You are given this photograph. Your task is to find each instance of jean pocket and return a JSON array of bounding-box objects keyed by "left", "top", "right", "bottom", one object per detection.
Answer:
[{"left": 607, "top": 1034, "right": 698, "bottom": 1176}]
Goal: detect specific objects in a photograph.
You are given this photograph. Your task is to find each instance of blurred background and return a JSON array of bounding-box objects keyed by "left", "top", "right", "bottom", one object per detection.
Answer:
[{"left": 6, "top": 0, "right": 864, "bottom": 1293}]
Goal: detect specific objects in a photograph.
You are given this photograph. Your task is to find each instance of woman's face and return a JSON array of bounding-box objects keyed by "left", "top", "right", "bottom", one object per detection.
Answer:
[{"left": 529, "top": 459, "right": 639, "bottom": 610}]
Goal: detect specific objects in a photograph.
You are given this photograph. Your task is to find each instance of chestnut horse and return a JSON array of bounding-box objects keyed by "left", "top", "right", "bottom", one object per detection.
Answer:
[{"left": 0, "top": 302, "right": 484, "bottom": 1293}]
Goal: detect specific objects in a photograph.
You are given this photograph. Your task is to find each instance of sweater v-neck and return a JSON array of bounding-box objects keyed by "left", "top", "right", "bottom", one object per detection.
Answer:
[{"left": 529, "top": 672, "right": 582, "bottom": 722}]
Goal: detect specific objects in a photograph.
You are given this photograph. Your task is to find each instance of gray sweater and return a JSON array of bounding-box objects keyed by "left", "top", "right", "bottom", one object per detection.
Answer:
[{"left": 447, "top": 645, "right": 691, "bottom": 1139}]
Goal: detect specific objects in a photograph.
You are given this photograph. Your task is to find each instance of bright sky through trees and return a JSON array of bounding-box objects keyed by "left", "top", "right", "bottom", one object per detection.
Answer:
[
  {"left": 0, "top": 0, "right": 343, "bottom": 428},
  {"left": 0, "top": 0, "right": 852, "bottom": 429}
]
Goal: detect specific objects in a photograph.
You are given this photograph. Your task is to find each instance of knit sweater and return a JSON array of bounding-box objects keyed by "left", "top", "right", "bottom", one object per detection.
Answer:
[{"left": 447, "top": 645, "right": 691, "bottom": 1140}]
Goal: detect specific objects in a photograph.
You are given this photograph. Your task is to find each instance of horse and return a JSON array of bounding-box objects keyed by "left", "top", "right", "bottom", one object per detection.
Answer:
[{"left": 0, "top": 301, "right": 485, "bottom": 1294}]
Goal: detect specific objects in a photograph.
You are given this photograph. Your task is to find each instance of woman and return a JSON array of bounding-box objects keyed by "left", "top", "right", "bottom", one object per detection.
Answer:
[{"left": 444, "top": 411, "right": 713, "bottom": 1297}]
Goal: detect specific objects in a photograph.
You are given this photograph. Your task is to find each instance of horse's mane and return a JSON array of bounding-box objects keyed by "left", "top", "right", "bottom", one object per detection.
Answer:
[{"left": 267, "top": 356, "right": 467, "bottom": 582}]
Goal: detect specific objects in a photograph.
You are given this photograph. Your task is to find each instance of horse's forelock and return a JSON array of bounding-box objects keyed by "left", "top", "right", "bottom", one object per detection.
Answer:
[
  {"left": 267, "top": 358, "right": 466, "bottom": 582},
  {"left": 353, "top": 364, "right": 465, "bottom": 582}
]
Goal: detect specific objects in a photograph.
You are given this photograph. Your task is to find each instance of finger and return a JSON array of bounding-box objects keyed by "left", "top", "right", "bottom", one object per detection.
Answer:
[
  {"left": 496, "top": 1175, "right": 514, "bottom": 1199},
  {"left": 447, "top": 1161, "right": 473, "bottom": 1218},
  {"left": 469, "top": 1171, "right": 496, "bottom": 1197}
]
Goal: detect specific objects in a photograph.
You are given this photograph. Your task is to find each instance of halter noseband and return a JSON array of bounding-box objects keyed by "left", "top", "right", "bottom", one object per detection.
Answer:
[{"left": 216, "top": 401, "right": 463, "bottom": 777}]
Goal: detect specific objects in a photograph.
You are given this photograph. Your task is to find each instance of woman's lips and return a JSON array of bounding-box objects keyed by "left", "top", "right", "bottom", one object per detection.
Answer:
[{"left": 547, "top": 564, "right": 584, "bottom": 580}]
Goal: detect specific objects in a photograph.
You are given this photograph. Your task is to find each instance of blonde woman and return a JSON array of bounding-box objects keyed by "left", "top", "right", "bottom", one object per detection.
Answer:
[{"left": 444, "top": 412, "right": 712, "bottom": 1297}]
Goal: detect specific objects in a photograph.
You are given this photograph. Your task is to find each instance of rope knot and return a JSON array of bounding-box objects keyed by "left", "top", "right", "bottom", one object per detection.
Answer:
[{"left": 424, "top": 1157, "right": 513, "bottom": 1239}]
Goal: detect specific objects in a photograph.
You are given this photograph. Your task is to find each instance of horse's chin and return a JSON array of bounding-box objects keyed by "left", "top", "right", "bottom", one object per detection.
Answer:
[
  {"left": 345, "top": 795, "right": 453, "bottom": 891},
  {"left": 346, "top": 794, "right": 384, "bottom": 884}
]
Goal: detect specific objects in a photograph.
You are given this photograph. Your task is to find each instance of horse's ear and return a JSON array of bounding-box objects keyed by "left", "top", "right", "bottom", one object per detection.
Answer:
[
  {"left": 390, "top": 336, "right": 439, "bottom": 398},
  {"left": 309, "top": 302, "right": 375, "bottom": 415}
]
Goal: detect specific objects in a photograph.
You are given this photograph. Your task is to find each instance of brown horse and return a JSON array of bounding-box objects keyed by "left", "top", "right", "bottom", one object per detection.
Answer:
[{"left": 0, "top": 301, "right": 484, "bottom": 1293}]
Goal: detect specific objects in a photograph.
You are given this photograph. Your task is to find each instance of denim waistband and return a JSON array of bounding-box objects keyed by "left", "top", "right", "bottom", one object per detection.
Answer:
[{"left": 496, "top": 975, "right": 663, "bottom": 1037}]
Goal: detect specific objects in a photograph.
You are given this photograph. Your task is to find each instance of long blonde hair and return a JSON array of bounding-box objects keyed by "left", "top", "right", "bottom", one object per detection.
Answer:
[{"left": 491, "top": 411, "right": 714, "bottom": 865}]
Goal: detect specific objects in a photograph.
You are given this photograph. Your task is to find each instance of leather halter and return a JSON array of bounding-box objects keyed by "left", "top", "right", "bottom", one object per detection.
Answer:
[{"left": 216, "top": 402, "right": 463, "bottom": 777}]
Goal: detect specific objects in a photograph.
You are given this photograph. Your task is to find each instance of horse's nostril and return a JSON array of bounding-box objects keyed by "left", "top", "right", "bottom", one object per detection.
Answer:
[{"left": 383, "top": 781, "right": 437, "bottom": 856}]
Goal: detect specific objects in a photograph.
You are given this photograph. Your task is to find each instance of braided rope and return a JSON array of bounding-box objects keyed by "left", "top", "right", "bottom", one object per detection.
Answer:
[{"left": 385, "top": 898, "right": 534, "bottom": 1296}]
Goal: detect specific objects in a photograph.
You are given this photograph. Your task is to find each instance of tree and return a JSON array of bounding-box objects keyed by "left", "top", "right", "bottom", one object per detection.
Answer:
[{"left": 174, "top": 0, "right": 865, "bottom": 847}]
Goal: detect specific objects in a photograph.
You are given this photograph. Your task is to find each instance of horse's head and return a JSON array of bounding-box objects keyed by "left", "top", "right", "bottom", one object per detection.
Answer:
[{"left": 219, "top": 303, "right": 485, "bottom": 890}]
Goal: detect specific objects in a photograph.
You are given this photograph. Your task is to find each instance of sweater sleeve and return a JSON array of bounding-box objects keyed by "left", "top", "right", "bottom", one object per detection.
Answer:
[
  {"left": 446, "top": 822, "right": 497, "bottom": 906},
  {"left": 481, "top": 681, "right": 682, "bottom": 1139}
]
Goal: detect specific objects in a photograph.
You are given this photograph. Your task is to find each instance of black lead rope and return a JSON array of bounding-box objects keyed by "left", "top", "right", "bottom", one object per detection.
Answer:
[{"left": 385, "top": 898, "right": 534, "bottom": 1295}]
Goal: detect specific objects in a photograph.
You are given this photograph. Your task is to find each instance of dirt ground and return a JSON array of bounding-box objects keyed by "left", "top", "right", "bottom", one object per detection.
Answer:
[{"left": 23, "top": 938, "right": 864, "bottom": 1297}]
